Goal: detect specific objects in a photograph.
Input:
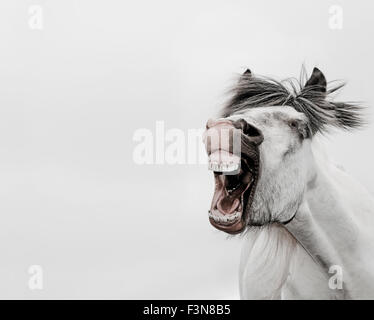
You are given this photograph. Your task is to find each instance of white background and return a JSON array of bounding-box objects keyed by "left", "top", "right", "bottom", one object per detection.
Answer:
[{"left": 0, "top": 0, "right": 373, "bottom": 299}]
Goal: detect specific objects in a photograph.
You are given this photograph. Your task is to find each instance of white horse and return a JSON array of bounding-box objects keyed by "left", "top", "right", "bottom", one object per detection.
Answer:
[{"left": 204, "top": 68, "right": 374, "bottom": 299}]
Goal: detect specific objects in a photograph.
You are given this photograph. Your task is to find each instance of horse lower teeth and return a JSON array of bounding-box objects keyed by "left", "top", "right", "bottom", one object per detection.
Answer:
[{"left": 208, "top": 211, "right": 240, "bottom": 223}]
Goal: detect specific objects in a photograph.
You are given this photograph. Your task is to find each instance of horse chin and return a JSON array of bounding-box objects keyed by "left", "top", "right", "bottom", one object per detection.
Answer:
[{"left": 208, "top": 152, "right": 258, "bottom": 235}]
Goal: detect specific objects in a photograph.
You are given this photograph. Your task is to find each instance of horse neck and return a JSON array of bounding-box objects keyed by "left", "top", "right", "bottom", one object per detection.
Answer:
[
  {"left": 285, "top": 139, "right": 374, "bottom": 292},
  {"left": 240, "top": 139, "right": 374, "bottom": 299}
]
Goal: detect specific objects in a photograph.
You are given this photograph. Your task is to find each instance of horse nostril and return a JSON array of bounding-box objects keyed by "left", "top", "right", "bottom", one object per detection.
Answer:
[
  {"left": 233, "top": 119, "right": 264, "bottom": 145},
  {"left": 206, "top": 118, "right": 216, "bottom": 129}
]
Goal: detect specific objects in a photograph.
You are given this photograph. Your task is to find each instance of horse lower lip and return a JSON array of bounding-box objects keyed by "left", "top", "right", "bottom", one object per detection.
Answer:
[{"left": 209, "top": 215, "right": 245, "bottom": 234}]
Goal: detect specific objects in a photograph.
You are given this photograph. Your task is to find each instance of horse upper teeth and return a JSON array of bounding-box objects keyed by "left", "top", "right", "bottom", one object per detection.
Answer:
[{"left": 208, "top": 162, "right": 239, "bottom": 173}]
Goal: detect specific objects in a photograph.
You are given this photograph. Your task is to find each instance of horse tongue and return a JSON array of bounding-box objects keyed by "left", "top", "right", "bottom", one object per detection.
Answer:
[{"left": 217, "top": 196, "right": 240, "bottom": 215}]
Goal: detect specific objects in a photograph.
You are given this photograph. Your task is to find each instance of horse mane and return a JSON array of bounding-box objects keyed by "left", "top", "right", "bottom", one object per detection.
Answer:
[
  {"left": 239, "top": 224, "right": 297, "bottom": 299},
  {"left": 222, "top": 69, "right": 365, "bottom": 135}
]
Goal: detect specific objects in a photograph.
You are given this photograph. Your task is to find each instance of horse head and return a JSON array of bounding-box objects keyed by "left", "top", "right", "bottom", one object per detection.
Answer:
[{"left": 204, "top": 68, "right": 363, "bottom": 234}]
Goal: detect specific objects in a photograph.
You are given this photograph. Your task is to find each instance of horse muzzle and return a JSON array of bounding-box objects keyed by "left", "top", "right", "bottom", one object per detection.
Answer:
[{"left": 203, "top": 118, "right": 263, "bottom": 234}]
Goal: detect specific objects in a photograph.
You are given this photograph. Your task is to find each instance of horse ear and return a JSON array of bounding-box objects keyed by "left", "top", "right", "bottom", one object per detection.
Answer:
[
  {"left": 305, "top": 67, "right": 327, "bottom": 93},
  {"left": 243, "top": 69, "right": 252, "bottom": 76}
]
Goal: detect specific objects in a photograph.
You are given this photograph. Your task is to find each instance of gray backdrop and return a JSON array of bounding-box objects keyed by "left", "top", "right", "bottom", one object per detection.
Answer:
[{"left": 0, "top": 0, "right": 373, "bottom": 299}]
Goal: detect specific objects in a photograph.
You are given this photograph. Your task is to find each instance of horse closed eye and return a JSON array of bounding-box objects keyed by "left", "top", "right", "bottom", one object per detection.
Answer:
[{"left": 288, "top": 120, "right": 309, "bottom": 140}]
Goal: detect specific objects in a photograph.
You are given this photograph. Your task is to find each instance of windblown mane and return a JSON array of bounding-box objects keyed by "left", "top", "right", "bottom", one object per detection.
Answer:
[{"left": 222, "top": 69, "right": 364, "bottom": 134}]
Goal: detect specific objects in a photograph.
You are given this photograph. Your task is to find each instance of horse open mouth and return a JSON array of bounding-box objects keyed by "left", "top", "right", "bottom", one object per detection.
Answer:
[{"left": 208, "top": 149, "right": 258, "bottom": 234}]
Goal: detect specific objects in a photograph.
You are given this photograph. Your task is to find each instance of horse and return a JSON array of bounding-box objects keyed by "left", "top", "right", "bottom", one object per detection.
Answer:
[{"left": 203, "top": 67, "right": 374, "bottom": 299}]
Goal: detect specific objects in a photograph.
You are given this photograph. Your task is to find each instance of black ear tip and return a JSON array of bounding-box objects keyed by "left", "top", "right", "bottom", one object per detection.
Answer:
[
  {"left": 313, "top": 67, "right": 321, "bottom": 73},
  {"left": 243, "top": 68, "right": 252, "bottom": 75},
  {"left": 312, "top": 67, "right": 324, "bottom": 77},
  {"left": 313, "top": 67, "right": 326, "bottom": 79}
]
